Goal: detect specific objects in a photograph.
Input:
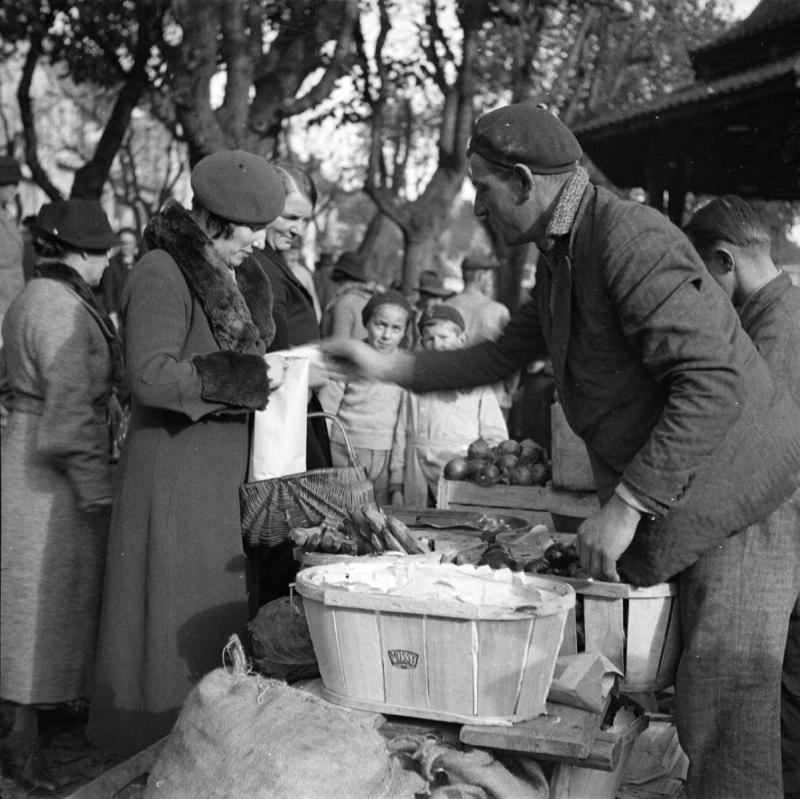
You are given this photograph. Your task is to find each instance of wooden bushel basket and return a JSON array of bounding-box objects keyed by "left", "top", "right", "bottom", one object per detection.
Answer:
[
  {"left": 296, "top": 561, "right": 576, "bottom": 724},
  {"left": 240, "top": 412, "right": 375, "bottom": 548},
  {"left": 552, "top": 577, "right": 682, "bottom": 693}
]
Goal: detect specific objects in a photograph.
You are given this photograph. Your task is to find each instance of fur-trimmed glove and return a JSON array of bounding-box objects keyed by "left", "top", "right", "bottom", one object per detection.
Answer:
[{"left": 193, "top": 351, "right": 270, "bottom": 411}]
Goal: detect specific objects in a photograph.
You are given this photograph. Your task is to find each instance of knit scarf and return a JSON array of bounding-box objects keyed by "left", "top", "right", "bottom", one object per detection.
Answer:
[
  {"left": 544, "top": 166, "right": 590, "bottom": 245},
  {"left": 33, "top": 260, "right": 124, "bottom": 385}
]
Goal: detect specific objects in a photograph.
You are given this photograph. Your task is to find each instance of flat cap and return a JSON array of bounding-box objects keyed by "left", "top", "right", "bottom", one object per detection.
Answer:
[
  {"left": 418, "top": 303, "right": 465, "bottom": 333},
  {"left": 467, "top": 103, "right": 582, "bottom": 174},
  {"left": 191, "top": 150, "right": 285, "bottom": 226},
  {"left": 0, "top": 156, "right": 22, "bottom": 186},
  {"left": 332, "top": 251, "right": 368, "bottom": 283},
  {"left": 30, "top": 200, "right": 117, "bottom": 251}
]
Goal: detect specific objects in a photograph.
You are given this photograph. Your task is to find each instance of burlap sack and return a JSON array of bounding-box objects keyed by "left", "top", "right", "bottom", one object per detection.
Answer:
[{"left": 145, "top": 636, "right": 423, "bottom": 799}]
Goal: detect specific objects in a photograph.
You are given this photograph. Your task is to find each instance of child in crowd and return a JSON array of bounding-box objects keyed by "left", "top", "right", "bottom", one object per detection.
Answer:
[
  {"left": 389, "top": 305, "right": 508, "bottom": 507},
  {"left": 319, "top": 291, "right": 411, "bottom": 505}
]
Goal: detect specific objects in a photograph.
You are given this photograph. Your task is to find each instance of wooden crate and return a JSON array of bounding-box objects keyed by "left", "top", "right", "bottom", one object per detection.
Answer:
[
  {"left": 554, "top": 576, "right": 681, "bottom": 693},
  {"left": 296, "top": 560, "right": 575, "bottom": 724},
  {"left": 550, "top": 402, "right": 595, "bottom": 491},
  {"left": 436, "top": 478, "right": 600, "bottom": 530}
]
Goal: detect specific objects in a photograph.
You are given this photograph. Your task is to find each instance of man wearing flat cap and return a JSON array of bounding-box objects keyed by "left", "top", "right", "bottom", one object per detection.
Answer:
[
  {"left": 324, "top": 102, "right": 800, "bottom": 798},
  {"left": 0, "top": 155, "right": 24, "bottom": 352},
  {"left": 446, "top": 255, "right": 509, "bottom": 346}
]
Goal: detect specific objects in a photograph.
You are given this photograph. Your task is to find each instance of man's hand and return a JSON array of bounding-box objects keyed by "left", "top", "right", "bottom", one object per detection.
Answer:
[
  {"left": 576, "top": 493, "right": 641, "bottom": 581},
  {"left": 321, "top": 339, "right": 414, "bottom": 384}
]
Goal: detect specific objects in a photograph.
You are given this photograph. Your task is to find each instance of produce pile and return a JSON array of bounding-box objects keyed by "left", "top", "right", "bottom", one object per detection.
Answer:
[
  {"left": 443, "top": 437, "right": 552, "bottom": 487},
  {"left": 478, "top": 540, "right": 581, "bottom": 577},
  {"left": 289, "top": 503, "right": 428, "bottom": 556}
]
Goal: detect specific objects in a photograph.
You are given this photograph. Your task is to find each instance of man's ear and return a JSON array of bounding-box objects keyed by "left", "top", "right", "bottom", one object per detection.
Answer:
[
  {"left": 512, "top": 164, "right": 535, "bottom": 198},
  {"left": 713, "top": 245, "right": 736, "bottom": 273}
]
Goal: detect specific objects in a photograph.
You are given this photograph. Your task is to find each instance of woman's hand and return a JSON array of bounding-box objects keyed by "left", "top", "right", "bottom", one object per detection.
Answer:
[
  {"left": 265, "top": 353, "right": 288, "bottom": 391},
  {"left": 321, "top": 339, "right": 414, "bottom": 385}
]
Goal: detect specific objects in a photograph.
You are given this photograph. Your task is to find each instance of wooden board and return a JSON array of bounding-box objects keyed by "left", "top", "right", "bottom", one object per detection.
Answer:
[
  {"left": 460, "top": 701, "right": 607, "bottom": 762},
  {"left": 436, "top": 479, "right": 599, "bottom": 521},
  {"left": 461, "top": 703, "right": 648, "bottom": 773},
  {"left": 65, "top": 738, "right": 166, "bottom": 798}
]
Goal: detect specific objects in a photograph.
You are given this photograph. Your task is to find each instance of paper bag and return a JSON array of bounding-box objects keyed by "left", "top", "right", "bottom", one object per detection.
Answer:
[
  {"left": 249, "top": 354, "right": 309, "bottom": 481},
  {"left": 547, "top": 652, "right": 622, "bottom": 713}
]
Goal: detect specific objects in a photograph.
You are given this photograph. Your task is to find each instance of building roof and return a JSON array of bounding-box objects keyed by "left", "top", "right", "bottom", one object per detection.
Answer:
[
  {"left": 573, "top": 54, "right": 800, "bottom": 136},
  {"left": 571, "top": 0, "right": 800, "bottom": 200}
]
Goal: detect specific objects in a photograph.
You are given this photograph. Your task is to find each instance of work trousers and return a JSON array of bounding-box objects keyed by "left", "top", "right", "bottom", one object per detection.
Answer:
[{"left": 675, "top": 488, "right": 800, "bottom": 798}]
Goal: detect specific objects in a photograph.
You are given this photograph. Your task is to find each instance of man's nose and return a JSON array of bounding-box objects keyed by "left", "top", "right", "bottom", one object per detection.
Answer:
[{"left": 252, "top": 229, "right": 267, "bottom": 249}]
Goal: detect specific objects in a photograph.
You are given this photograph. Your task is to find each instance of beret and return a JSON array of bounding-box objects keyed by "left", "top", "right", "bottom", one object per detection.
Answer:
[
  {"left": 29, "top": 199, "right": 117, "bottom": 251},
  {"left": 467, "top": 103, "right": 582, "bottom": 174},
  {"left": 0, "top": 156, "right": 21, "bottom": 186},
  {"left": 417, "top": 269, "right": 454, "bottom": 298},
  {"left": 191, "top": 150, "right": 285, "bottom": 225},
  {"left": 361, "top": 290, "right": 413, "bottom": 327},
  {"left": 461, "top": 254, "right": 501, "bottom": 272},
  {"left": 332, "top": 251, "right": 368, "bottom": 283},
  {"left": 418, "top": 303, "right": 465, "bottom": 333}
]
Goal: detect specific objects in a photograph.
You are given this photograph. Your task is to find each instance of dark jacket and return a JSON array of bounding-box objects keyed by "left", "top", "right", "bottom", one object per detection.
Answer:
[
  {"left": 88, "top": 201, "right": 275, "bottom": 756},
  {"left": 410, "top": 185, "right": 800, "bottom": 585},
  {"left": 739, "top": 270, "right": 800, "bottom": 405}
]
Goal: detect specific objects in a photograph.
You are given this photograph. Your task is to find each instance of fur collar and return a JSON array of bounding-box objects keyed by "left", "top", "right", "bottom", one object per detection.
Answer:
[{"left": 144, "top": 200, "right": 274, "bottom": 352}]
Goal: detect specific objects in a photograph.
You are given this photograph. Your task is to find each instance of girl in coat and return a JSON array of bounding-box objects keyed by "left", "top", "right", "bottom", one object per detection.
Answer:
[
  {"left": 1, "top": 199, "right": 120, "bottom": 793},
  {"left": 87, "top": 152, "right": 286, "bottom": 757}
]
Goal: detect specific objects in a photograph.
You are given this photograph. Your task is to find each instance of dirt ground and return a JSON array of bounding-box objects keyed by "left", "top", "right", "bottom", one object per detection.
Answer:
[{"left": 0, "top": 703, "right": 138, "bottom": 798}]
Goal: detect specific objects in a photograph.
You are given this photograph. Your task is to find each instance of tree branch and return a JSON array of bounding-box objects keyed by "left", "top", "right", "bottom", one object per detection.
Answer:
[{"left": 17, "top": 37, "right": 64, "bottom": 201}]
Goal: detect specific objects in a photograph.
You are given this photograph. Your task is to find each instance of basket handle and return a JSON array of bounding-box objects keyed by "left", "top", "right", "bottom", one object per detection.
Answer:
[{"left": 308, "top": 411, "right": 363, "bottom": 471}]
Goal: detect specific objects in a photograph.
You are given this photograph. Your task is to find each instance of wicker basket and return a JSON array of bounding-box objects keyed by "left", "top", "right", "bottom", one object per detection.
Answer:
[{"left": 240, "top": 412, "right": 375, "bottom": 548}]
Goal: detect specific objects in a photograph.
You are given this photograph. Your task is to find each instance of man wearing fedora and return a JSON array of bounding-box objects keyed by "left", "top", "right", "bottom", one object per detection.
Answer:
[
  {"left": 324, "top": 102, "right": 800, "bottom": 798},
  {"left": 0, "top": 155, "right": 24, "bottom": 351},
  {"left": 321, "top": 250, "right": 373, "bottom": 340}
]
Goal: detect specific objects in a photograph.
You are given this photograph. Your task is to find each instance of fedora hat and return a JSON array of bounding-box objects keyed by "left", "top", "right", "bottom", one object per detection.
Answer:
[
  {"left": 30, "top": 200, "right": 117, "bottom": 251},
  {"left": 332, "top": 251, "right": 368, "bottom": 283},
  {"left": 417, "top": 269, "right": 454, "bottom": 298}
]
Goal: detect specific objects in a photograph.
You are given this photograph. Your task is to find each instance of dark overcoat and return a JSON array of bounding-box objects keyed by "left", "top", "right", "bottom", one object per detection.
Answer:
[
  {"left": 87, "top": 202, "right": 274, "bottom": 756},
  {"left": 410, "top": 184, "right": 800, "bottom": 585}
]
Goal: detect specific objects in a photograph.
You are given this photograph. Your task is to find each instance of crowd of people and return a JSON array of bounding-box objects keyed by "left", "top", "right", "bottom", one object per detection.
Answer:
[{"left": 0, "top": 102, "right": 798, "bottom": 799}]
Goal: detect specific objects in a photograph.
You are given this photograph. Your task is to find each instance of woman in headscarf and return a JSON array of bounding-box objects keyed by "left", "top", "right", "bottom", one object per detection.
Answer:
[
  {"left": 248, "top": 163, "right": 331, "bottom": 611},
  {"left": 87, "top": 151, "right": 286, "bottom": 757},
  {"left": 1, "top": 199, "right": 120, "bottom": 792}
]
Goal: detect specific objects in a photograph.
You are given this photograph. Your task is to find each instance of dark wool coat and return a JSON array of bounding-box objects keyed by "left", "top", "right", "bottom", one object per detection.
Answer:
[
  {"left": 87, "top": 202, "right": 275, "bottom": 756},
  {"left": 410, "top": 185, "right": 800, "bottom": 585}
]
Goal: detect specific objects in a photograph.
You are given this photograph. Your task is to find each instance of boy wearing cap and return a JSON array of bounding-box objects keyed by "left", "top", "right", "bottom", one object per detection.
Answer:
[
  {"left": 324, "top": 102, "right": 800, "bottom": 798},
  {"left": 389, "top": 304, "right": 507, "bottom": 507}
]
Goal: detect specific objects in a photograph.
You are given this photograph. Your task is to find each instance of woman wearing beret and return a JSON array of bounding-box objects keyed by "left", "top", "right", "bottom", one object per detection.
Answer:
[
  {"left": 87, "top": 151, "right": 285, "bottom": 757},
  {"left": 247, "top": 163, "right": 332, "bottom": 612},
  {"left": 1, "top": 200, "right": 120, "bottom": 792}
]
